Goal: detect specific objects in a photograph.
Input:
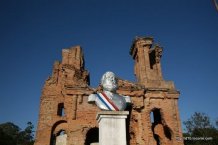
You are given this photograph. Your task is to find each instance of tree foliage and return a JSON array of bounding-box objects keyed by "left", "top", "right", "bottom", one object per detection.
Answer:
[
  {"left": 183, "top": 112, "right": 218, "bottom": 145},
  {"left": 0, "top": 122, "right": 34, "bottom": 145}
]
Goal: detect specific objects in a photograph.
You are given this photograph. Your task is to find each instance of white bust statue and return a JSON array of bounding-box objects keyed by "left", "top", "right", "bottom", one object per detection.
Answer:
[{"left": 88, "top": 71, "right": 131, "bottom": 111}]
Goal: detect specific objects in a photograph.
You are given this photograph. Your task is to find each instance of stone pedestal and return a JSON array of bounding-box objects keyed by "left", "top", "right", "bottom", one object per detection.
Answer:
[{"left": 96, "top": 111, "right": 129, "bottom": 145}]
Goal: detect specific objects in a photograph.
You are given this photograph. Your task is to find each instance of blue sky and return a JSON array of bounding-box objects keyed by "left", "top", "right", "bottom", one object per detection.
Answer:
[{"left": 0, "top": 0, "right": 218, "bottom": 131}]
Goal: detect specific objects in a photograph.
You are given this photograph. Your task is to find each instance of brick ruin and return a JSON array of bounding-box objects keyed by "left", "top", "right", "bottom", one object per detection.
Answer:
[{"left": 34, "top": 37, "right": 184, "bottom": 145}]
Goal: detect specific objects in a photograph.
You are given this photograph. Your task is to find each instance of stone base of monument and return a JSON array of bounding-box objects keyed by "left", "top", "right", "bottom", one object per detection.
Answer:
[
  {"left": 90, "top": 143, "right": 99, "bottom": 145},
  {"left": 96, "top": 111, "right": 129, "bottom": 145}
]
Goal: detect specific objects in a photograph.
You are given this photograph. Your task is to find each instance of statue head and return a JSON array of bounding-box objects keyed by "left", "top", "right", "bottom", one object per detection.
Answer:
[{"left": 101, "top": 71, "right": 118, "bottom": 92}]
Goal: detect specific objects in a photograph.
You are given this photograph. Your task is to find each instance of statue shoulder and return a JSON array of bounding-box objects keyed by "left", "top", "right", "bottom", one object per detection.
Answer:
[{"left": 88, "top": 93, "right": 97, "bottom": 103}]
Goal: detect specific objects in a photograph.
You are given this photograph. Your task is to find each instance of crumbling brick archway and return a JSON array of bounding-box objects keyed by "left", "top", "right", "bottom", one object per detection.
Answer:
[
  {"left": 84, "top": 127, "right": 99, "bottom": 145},
  {"left": 50, "top": 120, "right": 68, "bottom": 145},
  {"left": 150, "top": 108, "right": 173, "bottom": 145}
]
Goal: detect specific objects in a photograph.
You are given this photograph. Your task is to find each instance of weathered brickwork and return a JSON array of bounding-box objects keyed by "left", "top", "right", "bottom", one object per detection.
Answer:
[{"left": 34, "top": 37, "right": 184, "bottom": 145}]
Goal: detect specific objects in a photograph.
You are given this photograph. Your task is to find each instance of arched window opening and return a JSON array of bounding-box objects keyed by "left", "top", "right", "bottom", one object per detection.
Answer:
[
  {"left": 50, "top": 120, "right": 67, "bottom": 145},
  {"left": 150, "top": 108, "right": 172, "bottom": 145},
  {"left": 51, "top": 130, "right": 67, "bottom": 145},
  {"left": 84, "top": 127, "right": 99, "bottom": 145},
  {"left": 149, "top": 50, "right": 156, "bottom": 69},
  {"left": 150, "top": 108, "right": 162, "bottom": 145},
  {"left": 150, "top": 108, "right": 162, "bottom": 126},
  {"left": 57, "top": 103, "right": 65, "bottom": 117}
]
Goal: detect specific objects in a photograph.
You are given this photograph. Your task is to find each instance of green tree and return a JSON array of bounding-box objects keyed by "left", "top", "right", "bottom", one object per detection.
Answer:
[
  {"left": 0, "top": 122, "right": 34, "bottom": 145},
  {"left": 183, "top": 112, "right": 218, "bottom": 145},
  {"left": 216, "top": 119, "right": 218, "bottom": 128},
  {"left": 0, "top": 122, "right": 20, "bottom": 145},
  {"left": 18, "top": 122, "right": 34, "bottom": 145}
]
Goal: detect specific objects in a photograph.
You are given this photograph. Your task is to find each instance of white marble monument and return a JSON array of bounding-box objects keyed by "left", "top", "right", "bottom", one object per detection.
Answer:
[
  {"left": 97, "top": 111, "right": 129, "bottom": 145},
  {"left": 88, "top": 72, "right": 131, "bottom": 145}
]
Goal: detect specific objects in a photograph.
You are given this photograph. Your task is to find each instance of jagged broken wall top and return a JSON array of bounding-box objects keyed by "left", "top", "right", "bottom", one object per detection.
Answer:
[{"left": 45, "top": 46, "right": 90, "bottom": 90}]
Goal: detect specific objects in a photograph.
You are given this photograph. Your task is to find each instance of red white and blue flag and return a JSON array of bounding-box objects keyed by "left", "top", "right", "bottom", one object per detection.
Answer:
[{"left": 96, "top": 92, "right": 119, "bottom": 111}]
